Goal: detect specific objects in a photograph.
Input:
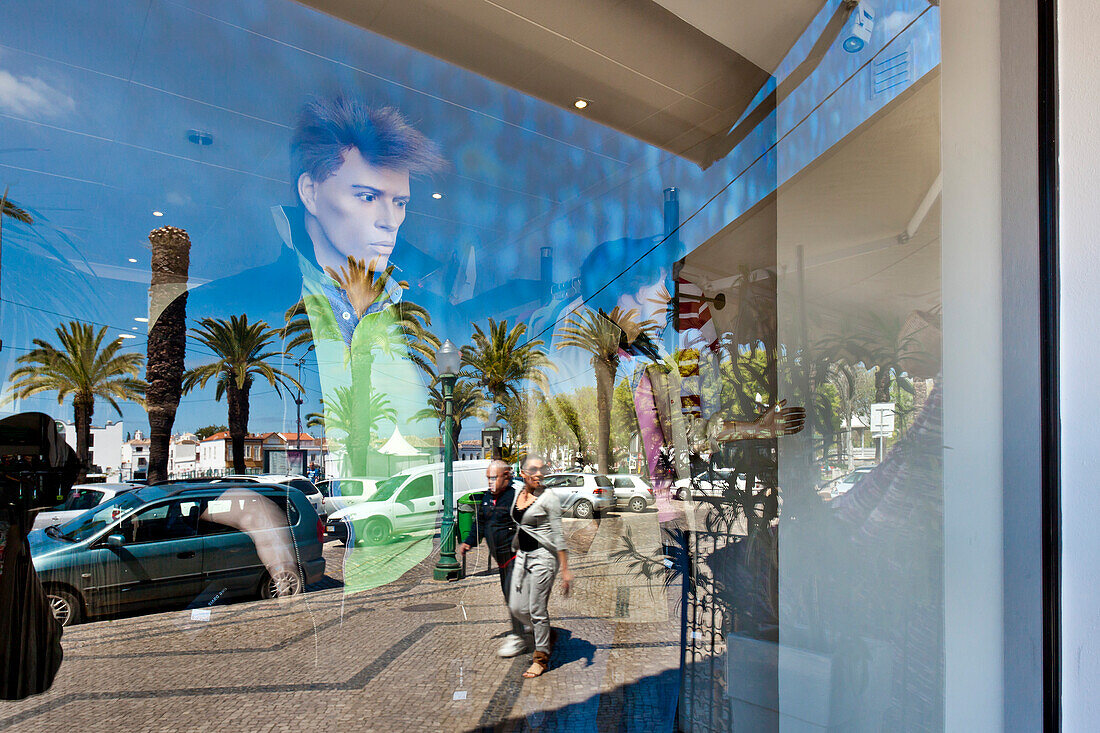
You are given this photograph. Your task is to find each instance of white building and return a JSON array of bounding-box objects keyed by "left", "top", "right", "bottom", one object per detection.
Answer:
[
  {"left": 197, "top": 431, "right": 264, "bottom": 475},
  {"left": 60, "top": 420, "right": 125, "bottom": 479},
  {"left": 119, "top": 430, "right": 149, "bottom": 482},
  {"left": 168, "top": 433, "right": 201, "bottom": 477}
]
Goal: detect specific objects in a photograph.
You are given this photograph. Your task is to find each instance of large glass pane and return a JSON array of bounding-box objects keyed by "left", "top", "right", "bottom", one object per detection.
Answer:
[{"left": 0, "top": 0, "right": 955, "bottom": 729}]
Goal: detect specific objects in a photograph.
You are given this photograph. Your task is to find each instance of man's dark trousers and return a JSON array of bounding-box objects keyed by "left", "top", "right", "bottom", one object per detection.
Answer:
[{"left": 462, "top": 485, "right": 523, "bottom": 637}]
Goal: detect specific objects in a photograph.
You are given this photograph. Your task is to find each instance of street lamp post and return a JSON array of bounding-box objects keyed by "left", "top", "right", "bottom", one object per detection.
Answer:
[
  {"left": 294, "top": 356, "right": 305, "bottom": 474},
  {"left": 433, "top": 339, "right": 462, "bottom": 581}
]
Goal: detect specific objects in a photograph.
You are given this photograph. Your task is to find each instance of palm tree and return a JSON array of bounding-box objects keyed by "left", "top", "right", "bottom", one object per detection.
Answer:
[
  {"left": 282, "top": 257, "right": 440, "bottom": 374},
  {"left": 0, "top": 188, "right": 33, "bottom": 302},
  {"left": 461, "top": 318, "right": 554, "bottom": 421},
  {"left": 282, "top": 258, "right": 440, "bottom": 475},
  {"left": 413, "top": 373, "right": 489, "bottom": 451},
  {"left": 145, "top": 225, "right": 191, "bottom": 483},
  {"left": 557, "top": 306, "right": 656, "bottom": 474},
  {"left": 4, "top": 322, "right": 144, "bottom": 480},
  {"left": 307, "top": 385, "right": 396, "bottom": 444},
  {"left": 183, "top": 315, "right": 301, "bottom": 474}
]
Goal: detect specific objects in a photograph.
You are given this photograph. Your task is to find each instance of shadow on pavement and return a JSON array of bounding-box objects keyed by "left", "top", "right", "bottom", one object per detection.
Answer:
[{"left": 465, "top": 666, "right": 680, "bottom": 732}]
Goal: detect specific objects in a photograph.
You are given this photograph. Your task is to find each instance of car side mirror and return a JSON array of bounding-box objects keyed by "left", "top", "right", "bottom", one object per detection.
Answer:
[{"left": 106, "top": 534, "right": 125, "bottom": 548}]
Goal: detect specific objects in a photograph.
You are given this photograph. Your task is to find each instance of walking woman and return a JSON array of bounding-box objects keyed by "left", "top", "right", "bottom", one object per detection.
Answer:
[{"left": 509, "top": 454, "right": 572, "bottom": 678}]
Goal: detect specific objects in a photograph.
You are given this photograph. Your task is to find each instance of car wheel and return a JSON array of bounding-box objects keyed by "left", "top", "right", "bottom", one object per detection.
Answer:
[
  {"left": 573, "top": 500, "right": 594, "bottom": 519},
  {"left": 46, "top": 588, "right": 82, "bottom": 627},
  {"left": 261, "top": 566, "right": 303, "bottom": 599},
  {"left": 357, "top": 517, "right": 391, "bottom": 546},
  {"left": 629, "top": 496, "right": 647, "bottom": 513}
]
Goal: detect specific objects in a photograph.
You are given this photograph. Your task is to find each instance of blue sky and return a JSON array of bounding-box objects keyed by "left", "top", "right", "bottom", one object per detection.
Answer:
[{"left": 0, "top": 0, "right": 939, "bottom": 438}]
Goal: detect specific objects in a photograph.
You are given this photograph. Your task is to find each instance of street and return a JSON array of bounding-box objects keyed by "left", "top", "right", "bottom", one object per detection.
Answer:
[{"left": 2, "top": 509, "right": 682, "bottom": 732}]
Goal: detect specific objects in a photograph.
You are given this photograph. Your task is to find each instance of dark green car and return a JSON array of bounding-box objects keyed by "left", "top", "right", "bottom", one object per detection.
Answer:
[{"left": 29, "top": 482, "right": 326, "bottom": 626}]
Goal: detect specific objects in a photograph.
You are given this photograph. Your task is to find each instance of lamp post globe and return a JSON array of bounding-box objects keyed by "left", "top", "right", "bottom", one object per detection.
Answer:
[{"left": 433, "top": 339, "right": 462, "bottom": 581}]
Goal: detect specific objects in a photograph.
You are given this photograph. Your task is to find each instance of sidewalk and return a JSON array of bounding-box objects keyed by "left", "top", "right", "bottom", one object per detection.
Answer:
[{"left": 0, "top": 511, "right": 681, "bottom": 732}]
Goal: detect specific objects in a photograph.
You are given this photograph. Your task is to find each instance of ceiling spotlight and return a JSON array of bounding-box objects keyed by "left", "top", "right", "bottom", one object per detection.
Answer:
[
  {"left": 134, "top": 317, "right": 149, "bottom": 323},
  {"left": 119, "top": 334, "right": 136, "bottom": 339},
  {"left": 186, "top": 129, "right": 214, "bottom": 146},
  {"left": 152, "top": 211, "right": 164, "bottom": 217},
  {"left": 432, "top": 192, "right": 443, "bottom": 200},
  {"left": 573, "top": 98, "right": 589, "bottom": 109},
  {"left": 128, "top": 258, "right": 138, "bottom": 263}
]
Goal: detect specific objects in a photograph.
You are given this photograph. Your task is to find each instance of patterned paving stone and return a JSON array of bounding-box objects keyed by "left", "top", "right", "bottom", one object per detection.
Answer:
[{"left": 0, "top": 511, "right": 683, "bottom": 732}]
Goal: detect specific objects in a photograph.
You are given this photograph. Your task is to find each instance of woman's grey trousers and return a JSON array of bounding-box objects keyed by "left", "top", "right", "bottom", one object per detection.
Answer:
[{"left": 508, "top": 546, "right": 558, "bottom": 653}]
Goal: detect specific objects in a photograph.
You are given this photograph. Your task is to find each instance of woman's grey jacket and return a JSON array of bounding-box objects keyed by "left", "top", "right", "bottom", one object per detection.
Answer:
[{"left": 510, "top": 487, "right": 568, "bottom": 554}]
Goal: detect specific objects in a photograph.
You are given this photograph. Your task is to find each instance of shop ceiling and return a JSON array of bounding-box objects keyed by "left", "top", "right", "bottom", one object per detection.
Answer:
[
  {"left": 681, "top": 71, "right": 941, "bottom": 331},
  {"left": 295, "top": 0, "right": 823, "bottom": 168}
]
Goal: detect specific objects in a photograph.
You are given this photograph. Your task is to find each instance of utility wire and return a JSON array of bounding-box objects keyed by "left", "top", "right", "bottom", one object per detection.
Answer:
[{"left": 527, "top": 4, "right": 935, "bottom": 347}]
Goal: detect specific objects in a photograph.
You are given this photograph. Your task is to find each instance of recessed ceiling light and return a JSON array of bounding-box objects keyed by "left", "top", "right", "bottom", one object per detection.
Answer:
[
  {"left": 131, "top": 327, "right": 138, "bottom": 331},
  {"left": 573, "top": 98, "right": 589, "bottom": 109},
  {"left": 432, "top": 192, "right": 443, "bottom": 200},
  {"left": 128, "top": 258, "right": 138, "bottom": 263},
  {"left": 119, "top": 334, "right": 136, "bottom": 339},
  {"left": 134, "top": 317, "right": 149, "bottom": 323},
  {"left": 152, "top": 211, "right": 164, "bottom": 217},
  {"left": 187, "top": 129, "right": 214, "bottom": 146}
]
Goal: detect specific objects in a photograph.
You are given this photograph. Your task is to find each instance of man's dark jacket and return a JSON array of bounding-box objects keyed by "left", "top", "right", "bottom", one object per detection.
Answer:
[{"left": 462, "top": 484, "right": 518, "bottom": 562}]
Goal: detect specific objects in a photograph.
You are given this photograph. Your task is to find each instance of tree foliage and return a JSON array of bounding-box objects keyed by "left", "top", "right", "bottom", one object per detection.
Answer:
[{"left": 5, "top": 321, "right": 144, "bottom": 478}]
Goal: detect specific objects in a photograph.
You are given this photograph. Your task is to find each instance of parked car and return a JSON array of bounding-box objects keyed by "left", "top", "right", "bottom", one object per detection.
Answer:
[
  {"left": 218, "top": 474, "right": 326, "bottom": 520},
  {"left": 29, "top": 482, "right": 325, "bottom": 626},
  {"left": 542, "top": 473, "right": 615, "bottom": 519},
  {"left": 830, "top": 466, "right": 875, "bottom": 498},
  {"left": 605, "top": 474, "right": 656, "bottom": 512},
  {"left": 326, "top": 460, "right": 492, "bottom": 546},
  {"left": 672, "top": 469, "right": 739, "bottom": 501},
  {"left": 316, "top": 477, "right": 380, "bottom": 518},
  {"left": 32, "top": 483, "right": 140, "bottom": 531}
]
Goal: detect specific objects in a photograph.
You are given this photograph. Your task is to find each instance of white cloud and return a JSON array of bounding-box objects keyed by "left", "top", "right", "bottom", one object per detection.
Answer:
[
  {"left": 879, "top": 11, "right": 914, "bottom": 40},
  {"left": 0, "top": 69, "right": 75, "bottom": 118}
]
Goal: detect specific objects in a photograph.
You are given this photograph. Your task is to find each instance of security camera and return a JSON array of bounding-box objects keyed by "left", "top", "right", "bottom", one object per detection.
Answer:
[{"left": 843, "top": 2, "right": 875, "bottom": 53}]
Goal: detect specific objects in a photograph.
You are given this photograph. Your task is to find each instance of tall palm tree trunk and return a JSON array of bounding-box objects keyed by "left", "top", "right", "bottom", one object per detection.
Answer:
[
  {"left": 227, "top": 380, "right": 250, "bottom": 474},
  {"left": 73, "top": 393, "right": 94, "bottom": 482},
  {"left": 594, "top": 357, "right": 614, "bottom": 474},
  {"left": 145, "top": 226, "right": 191, "bottom": 483}
]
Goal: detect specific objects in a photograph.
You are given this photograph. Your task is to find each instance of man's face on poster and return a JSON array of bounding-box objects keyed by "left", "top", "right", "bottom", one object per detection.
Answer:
[{"left": 298, "top": 147, "right": 411, "bottom": 271}]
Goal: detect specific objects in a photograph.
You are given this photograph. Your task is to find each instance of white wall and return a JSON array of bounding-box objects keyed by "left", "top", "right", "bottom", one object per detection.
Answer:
[
  {"left": 60, "top": 420, "right": 125, "bottom": 473},
  {"left": 999, "top": 0, "right": 1044, "bottom": 725},
  {"left": 942, "top": 0, "right": 1005, "bottom": 728},
  {"left": 1058, "top": 1, "right": 1100, "bottom": 727}
]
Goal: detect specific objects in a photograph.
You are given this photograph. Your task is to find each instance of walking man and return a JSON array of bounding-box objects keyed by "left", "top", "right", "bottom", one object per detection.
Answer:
[{"left": 457, "top": 459, "right": 526, "bottom": 657}]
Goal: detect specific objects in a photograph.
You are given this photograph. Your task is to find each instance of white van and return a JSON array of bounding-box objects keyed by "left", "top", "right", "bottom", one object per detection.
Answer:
[{"left": 325, "top": 460, "right": 492, "bottom": 546}]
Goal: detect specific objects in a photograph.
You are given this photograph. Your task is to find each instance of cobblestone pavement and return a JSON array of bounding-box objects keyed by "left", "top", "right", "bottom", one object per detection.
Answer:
[{"left": 1, "top": 509, "right": 684, "bottom": 732}]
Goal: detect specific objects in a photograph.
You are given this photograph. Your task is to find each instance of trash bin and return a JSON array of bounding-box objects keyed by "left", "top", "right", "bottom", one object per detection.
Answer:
[
  {"left": 456, "top": 492, "right": 484, "bottom": 546},
  {"left": 456, "top": 492, "right": 485, "bottom": 578}
]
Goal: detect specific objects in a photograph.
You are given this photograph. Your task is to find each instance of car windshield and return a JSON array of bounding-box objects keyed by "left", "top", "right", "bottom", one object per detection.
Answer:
[
  {"left": 366, "top": 476, "right": 404, "bottom": 502},
  {"left": 287, "top": 478, "right": 319, "bottom": 495},
  {"left": 61, "top": 488, "right": 105, "bottom": 512},
  {"left": 57, "top": 492, "right": 146, "bottom": 542}
]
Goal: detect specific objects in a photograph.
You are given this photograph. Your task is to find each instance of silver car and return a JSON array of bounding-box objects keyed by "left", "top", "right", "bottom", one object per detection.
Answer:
[
  {"left": 830, "top": 466, "right": 875, "bottom": 498},
  {"left": 315, "top": 477, "right": 379, "bottom": 518},
  {"left": 219, "top": 474, "right": 326, "bottom": 520},
  {"left": 543, "top": 473, "right": 615, "bottom": 519},
  {"left": 605, "top": 474, "right": 656, "bottom": 512},
  {"left": 32, "top": 483, "right": 140, "bottom": 531}
]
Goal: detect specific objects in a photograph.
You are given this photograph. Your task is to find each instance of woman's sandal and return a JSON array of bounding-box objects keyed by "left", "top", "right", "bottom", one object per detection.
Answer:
[{"left": 523, "top": 651, "right": 550, "bottom": 678}]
